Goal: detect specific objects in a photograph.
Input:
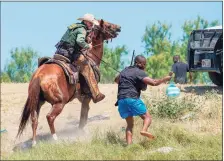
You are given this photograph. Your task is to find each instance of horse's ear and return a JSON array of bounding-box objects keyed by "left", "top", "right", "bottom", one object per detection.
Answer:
[{"left": 100, "top": 19, "right": 104, "bottom": 27}]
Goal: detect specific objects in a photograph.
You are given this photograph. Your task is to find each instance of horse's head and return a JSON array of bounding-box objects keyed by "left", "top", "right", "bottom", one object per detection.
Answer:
[{"left": 93, "top": 19, "right": 121, "bottom": 41}]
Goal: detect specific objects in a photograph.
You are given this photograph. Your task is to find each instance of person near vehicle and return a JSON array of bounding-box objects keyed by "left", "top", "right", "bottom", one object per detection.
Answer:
[{"left": 169, "top": 55, "right": 192, "bottom": 84}]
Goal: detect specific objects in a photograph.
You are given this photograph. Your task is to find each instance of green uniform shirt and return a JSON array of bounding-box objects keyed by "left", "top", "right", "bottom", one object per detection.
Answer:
[{"left": 60, "top": 23, "right": 90, "bottom": 49}]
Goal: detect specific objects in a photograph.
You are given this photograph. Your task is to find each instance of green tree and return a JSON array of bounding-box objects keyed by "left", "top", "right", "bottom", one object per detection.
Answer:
[
  {"left": 100, "top": 45, "right": 128, "bottom": 83},
  {"left": 2, "top": 47, "right": 39, "bottom": 82},
  {"left": 0, "top": 71, "right": 11, "bottom": 83},
  {"left": 142, "top": 21, "right": 173, "bottom": 78},
  {"left": 142, "top": 21, "right": 172, "bottom": 55}
]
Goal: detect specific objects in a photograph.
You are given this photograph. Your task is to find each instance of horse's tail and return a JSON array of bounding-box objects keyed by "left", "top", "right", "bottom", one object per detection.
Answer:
[{"left": 17, "top": 78, "right": 41, "bottom": 138}]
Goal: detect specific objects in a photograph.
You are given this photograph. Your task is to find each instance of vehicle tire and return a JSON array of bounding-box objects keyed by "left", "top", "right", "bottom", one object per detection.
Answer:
[{"left": 208, "top": 72, "right": 223, "bottom": 86}]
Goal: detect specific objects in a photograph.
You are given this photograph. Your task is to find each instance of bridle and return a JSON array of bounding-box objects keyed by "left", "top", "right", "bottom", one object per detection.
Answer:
[
  {"left": 83, "top": 21, "right": 121, "bottom": 73},
  {"left": 93, "top": 20, "right": 116, "bottom": 41}
]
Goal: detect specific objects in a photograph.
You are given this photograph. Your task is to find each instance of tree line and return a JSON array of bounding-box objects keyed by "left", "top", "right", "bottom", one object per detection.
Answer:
[{"left": 1, "top": 16, "right": 220, "bottom": 83}]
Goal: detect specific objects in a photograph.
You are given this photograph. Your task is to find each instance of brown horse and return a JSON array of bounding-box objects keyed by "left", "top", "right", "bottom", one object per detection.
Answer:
[{"left": 17, "top": 19, "right": 121, "bottom": 146}]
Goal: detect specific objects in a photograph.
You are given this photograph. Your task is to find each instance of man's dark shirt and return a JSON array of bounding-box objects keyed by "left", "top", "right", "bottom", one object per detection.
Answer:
[
  {"left": 171, "top": 62, "right": 189, "bottom": 84},
  {"left": 117, "top": 66, "right": 148, "bottom": 100}
]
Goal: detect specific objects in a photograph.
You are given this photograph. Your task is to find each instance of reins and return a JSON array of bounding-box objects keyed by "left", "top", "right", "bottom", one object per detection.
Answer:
[{"left": 83, "top": 41, "right": 121, "bottom": 73}]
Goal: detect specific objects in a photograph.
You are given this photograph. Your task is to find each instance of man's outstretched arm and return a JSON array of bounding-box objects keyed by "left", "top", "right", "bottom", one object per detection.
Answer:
[{"left": 142, "top": 76, "right": 171, "bottom": 86}]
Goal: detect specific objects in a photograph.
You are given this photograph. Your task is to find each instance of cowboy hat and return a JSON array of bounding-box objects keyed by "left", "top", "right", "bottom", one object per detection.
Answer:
[{"left": 77, "top": 13, "right": 99, "bottom": 26}]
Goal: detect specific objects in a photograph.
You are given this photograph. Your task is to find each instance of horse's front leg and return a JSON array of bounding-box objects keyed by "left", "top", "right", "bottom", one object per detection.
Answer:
[{"left": 79, "top": 96, "right": 91, "bottom": 129}]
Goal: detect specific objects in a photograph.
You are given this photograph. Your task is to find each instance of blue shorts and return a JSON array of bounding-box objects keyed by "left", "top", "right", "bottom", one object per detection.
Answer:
[{"left": 118, "top": 98, "right": 147, "bottom": 119}]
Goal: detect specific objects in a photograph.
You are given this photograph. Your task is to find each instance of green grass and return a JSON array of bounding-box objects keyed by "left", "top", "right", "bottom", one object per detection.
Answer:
[
  {"left": 3, "top": 122, "right": 222, "bottom": 160},
  {"left": 3, "top": 86, "right": 222, "bottom": 160}
]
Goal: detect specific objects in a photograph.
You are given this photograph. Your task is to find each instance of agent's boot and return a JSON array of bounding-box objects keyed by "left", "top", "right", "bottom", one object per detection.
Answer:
[
  {"left": 92, "top": 93, "right": 105, "bottom": 103},
  {"left": 75, "top": 55, "right": 105, "bottom": 103}
]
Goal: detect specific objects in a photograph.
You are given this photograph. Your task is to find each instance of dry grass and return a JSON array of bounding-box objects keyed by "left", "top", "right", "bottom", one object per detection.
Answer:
[{"left": 1, "top": 83, "right": 222, "bottom": 160}]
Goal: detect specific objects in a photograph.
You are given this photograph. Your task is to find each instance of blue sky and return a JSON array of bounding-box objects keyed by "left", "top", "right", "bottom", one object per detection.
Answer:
[{"left": 1, "top": 2, "right": 222, "bottom": 70}]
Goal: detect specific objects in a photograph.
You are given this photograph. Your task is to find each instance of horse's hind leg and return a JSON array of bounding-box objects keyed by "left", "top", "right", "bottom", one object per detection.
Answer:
[
  {"left": 31, "top": 101, "right": 44, "bottom": 147},
  {"left": 79, "top": 96, "right": 91, "bottom": 129},
  {"left": 31, "top": 111, "right": 38, "bottom": 146},
  {"left": 46, "top": 103, "right": 65, "bottom": 140}
]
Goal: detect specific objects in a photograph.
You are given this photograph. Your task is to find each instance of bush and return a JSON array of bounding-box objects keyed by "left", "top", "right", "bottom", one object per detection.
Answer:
[
  {"left": 143, "top": 94, "right": 201, "bottom": 119},
  {"left": 153, "top": 97, "right": 197, "bottom": 119}
]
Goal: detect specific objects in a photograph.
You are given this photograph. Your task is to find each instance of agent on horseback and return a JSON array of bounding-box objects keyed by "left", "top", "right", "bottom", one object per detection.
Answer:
[{"left": 55, "top": 13, "right": 105, "bottom": 103}]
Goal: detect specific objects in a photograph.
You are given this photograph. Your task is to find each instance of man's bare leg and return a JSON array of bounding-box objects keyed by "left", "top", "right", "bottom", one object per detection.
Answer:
[
  {"left": 125, "top": 116, "right": 134, "bottom": 145},
  {"left": 139, "top": 111, "right": 155, "bottom": 139}
]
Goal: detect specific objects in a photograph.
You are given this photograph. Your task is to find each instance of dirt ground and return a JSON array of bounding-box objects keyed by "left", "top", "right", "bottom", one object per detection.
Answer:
[
  {"left": 0, "top": 83, "right": 222, "bottom": 157},
  {"left": 1, "top": 83, "right": 127, "bottom": 156}
]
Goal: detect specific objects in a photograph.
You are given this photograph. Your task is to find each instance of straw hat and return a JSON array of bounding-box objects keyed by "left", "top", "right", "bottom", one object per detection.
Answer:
[{"left": 77, "top": 13, "right": 99, "bottom": 26}]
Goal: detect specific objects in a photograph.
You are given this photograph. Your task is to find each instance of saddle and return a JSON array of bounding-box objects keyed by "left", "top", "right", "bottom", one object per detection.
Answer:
[
  {"left": 38, "top": 54, "right": 101, "bottom": 86},
  {"left": 38, "top": 54, "right": 79, "bottom": 84}
]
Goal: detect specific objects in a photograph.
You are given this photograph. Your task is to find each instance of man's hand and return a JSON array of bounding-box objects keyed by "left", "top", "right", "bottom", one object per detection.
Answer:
[
  {"left": 169, "top": 71, "right": 173, "bottom": 76},
  {"left": 164, "top": 76, "right": 172, "bottom": 82},
  {"left": 88, "top": 43, "right": 93, "bottom": 50}
]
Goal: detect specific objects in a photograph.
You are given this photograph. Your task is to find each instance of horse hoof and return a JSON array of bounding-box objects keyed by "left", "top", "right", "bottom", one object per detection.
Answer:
[
  {"left": 32, "top": 141, "right": 37, "bottom": 147},
  {"left": 52, "top": 133, "right": 58, "bottom": 141},
  {"left": 77, "top": 128, "right": 84, "bottom": 133}
]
